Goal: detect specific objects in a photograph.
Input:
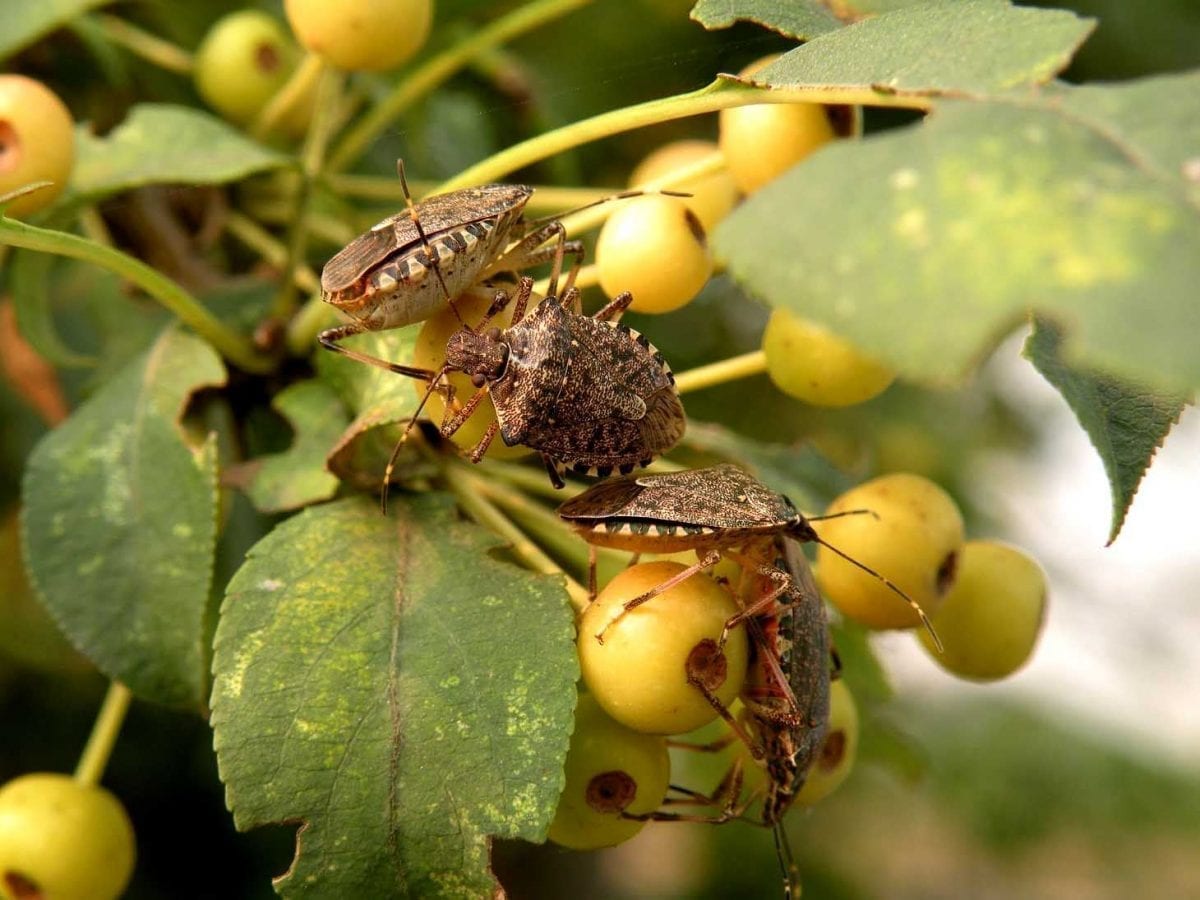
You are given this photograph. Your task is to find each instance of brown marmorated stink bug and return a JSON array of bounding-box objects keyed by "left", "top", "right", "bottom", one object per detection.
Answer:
[
  {"left": 379, "top": 271, "right": 686, "bottom": 491},
  {"left": 622, "top": 536, "right": 832, "bottom": 900},
  {"left": 317, "top": 162, "right": 680, "bottom": 377},
  {"left": 556, "top": 463, "right": 940, "bottom": 646}
]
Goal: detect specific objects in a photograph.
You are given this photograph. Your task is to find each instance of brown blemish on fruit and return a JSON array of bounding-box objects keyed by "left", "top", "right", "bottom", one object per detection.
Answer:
[
  {"left": 586, "top": 770, "right": 637, "bottom": 813},
  {"left": 936, "top": 549, "right": 959, "bottom": 596},
  {"left": 5, "top": 870, "right": 43, "bottom": 899},
  {"left": 682, "top": 208, "right": 707, "bottom": 248},
  {"left": 818, "top": 729, "right": 846, "bottom": 771},
  {"left": 255, "top": 42, "right": 282, "bottom": 74},
  {"left": 0, "top": 121, "right": 21, "bottom": 174},
  {"left": 825, "top": 104, "right": 858, "bottom": 138},
  {"left": 685, "top": 638, "right": 728, "bottom": 691}
]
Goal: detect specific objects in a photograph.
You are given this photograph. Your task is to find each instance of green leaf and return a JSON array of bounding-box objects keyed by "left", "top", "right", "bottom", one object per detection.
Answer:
[
  {"left": 715, "top": 71, "right": 1200, "bottom": 392},
  {"left": 1023, "top": 319, "right": 1187, "bottom": 544},
  {"left": 0, "top": 0, "right": 108, "bottom": 61},
  {"left": 238, "top": 380, "right": 349, "bottom": 514},
  {"left": 689, "top": 0, "right": 841, "bottom": 41},
  {"left": 20, "top": 328, "right": 225, "bottom": 705},
  {"left": 211, "top": 494, "right": 577, "bottom": 899},
  {"left": 69, "top": 105, "right": 290, "bottom": 203},
  {"left": 316, "top": 327, "right": 422, "bottom": 419},
  {"left": 753, "top": 0, "right": 1094, "bottom": 96}
]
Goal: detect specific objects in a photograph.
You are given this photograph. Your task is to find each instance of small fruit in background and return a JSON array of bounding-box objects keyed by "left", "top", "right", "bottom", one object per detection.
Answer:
[
  {"left": 0, "top": 773, "right": 135, "bottom": 900},
  {"left": 595, "top": 194, "right": 714, "bottom": 314},
  {"left": 628, "top": 139, "right": 739, "bottom": 230},
  {"left": 547, "top": 694, "right": 670, "bottom": 850},
  {"left": 919, "top": 540, "right": 1048, "bottom": 680},
  {"left": 579, "top": 561, "right": 749, "bottom": 735},
  {"left": 194, "top": 10, "right": 312, "bottom": 135},
  {"left": 762, "top": 309, "right": 895, "bottom": 407},
  {"left": 285, "top": 0, "right": 434, "bottom": 72},
  {"left": 815, "top": 473, "right": 965, "bottom": 630},
  {"left": 719, "top": 55, "right": 854, "bottom": 194},
  {"left": 0, "top": 75, "right": 75, "bottom": 218},
  {"left": 794, "top": 679, "right": 858, "bottom": 806}
]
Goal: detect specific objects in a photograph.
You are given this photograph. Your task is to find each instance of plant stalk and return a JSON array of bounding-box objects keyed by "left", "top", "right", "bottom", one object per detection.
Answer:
[
  {"left": 74, "top": 682, "right": 133, "bottom": 787},
  {"left": 674, "top": 350, "right": 768, "bottom": 395}
]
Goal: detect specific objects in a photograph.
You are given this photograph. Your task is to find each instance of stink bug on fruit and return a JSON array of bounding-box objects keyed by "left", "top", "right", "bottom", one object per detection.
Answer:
[
  {"left": 557, "top": 463, "right": 940, "bottom": 647},
  {"left": 619, "top": 537, "right": 832, "bottom": 900},
  {"left": 376, "top": 270, "right": 686, "bottom": 496}
]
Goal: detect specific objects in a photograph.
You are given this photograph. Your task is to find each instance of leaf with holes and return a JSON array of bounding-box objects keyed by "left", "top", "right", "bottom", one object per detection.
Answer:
[
  {"left": 1024, "top": 319, "right": 1188, "bottom": 544},
  {"left": 237, "top": 380, "right": 349, "bottom": 514},
  {"left": 211, "top": 494, "right": 577, "bottom": 899},
  {"left": 21, "top": 327, "right": 225, "bottom": 705},
  {"left": 716, "top": 71, "right": 1200, "bottom": 392}
]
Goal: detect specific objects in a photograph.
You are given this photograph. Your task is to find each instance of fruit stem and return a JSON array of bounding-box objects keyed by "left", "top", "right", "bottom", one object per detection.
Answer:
[
  {"left": 285, "top": 295, "right": 336, "bottom": 357},
  {"left": 673, "top": 350, "right": 768, "bottom": 395},
  {"left": 92, "top": 13, "right": 194, "bottom": 74},
  {"left": 435, "top": 79, "right": 923, "bottom": 192},
  {"left": 444, "top": 462, "right": 590, "bottom": 612},
  {"left": 328, "top": 0, "right": 594, "bottom": 173},
  {"left": 253, "top": 51, "right": 324, "bottom": 140},
  {"left": 0, "top": 216, "right": 274, "bottom": 373},
  {"left": 555, "top": 150, "right": 727, "bottom": 239},
  {"left": 269, "top": 64, "right": 342, "bottom": 323},
  {"left": 74, "top": 682, "right": 133, "bottom": 787}
]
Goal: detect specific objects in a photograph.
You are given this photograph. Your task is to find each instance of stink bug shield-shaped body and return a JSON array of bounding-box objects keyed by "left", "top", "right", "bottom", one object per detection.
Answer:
[
  {"left": 389, "top": 275, "right": 687, "bottom": 488},
  {"left": 320, "top": 183, "right": 535, "bottom": 332},
  {"left": 557, "top": 463, "right": 938, "bottom": 643}
]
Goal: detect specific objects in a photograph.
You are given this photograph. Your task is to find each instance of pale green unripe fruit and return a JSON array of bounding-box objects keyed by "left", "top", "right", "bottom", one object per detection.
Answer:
[
  {"left": 919, "top": 540, "right": 1047, "bottom": 680},
  {"left": 0, "top": 774, "right": 135, "bottom": 900},
  {"left": 547, "top": 694, "right": 670, "bottom": 850},
  {"left": 580, "top": 561, "right": 748, "bottom": 734}
]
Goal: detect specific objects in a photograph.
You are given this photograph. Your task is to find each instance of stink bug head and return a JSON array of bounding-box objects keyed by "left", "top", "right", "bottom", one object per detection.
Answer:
[{"left": 444, "top": 327, "right": 509, "bottom": 382}]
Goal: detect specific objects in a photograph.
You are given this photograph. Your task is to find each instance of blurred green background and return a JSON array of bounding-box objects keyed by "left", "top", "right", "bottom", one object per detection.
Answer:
[{"left": 2, "top": 1, "right": 1199, "bottom": 897}]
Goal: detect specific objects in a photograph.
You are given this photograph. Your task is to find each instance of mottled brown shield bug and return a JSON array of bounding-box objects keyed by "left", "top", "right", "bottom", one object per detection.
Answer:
[
  {"left": 380, "top": 273, "right": 686, "bottom": 492},
  {"left": 556, "top": 463, "right": 939, "bottom": 646}
]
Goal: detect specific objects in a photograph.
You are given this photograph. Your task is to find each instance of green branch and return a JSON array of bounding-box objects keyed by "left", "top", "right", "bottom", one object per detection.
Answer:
[{"left": 0, "top": 216, "right": 274, "bottom": 374}]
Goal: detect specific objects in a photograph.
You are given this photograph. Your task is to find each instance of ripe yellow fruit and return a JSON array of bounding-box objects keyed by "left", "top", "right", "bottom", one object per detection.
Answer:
[
  {"left": 410, "top": 289, "right": 530, "bottom": 460},
  {"left": 719, "top": 56, "right": 842, "bottom": 194},
  {"left": 285, "top": 0, "right": 433, "bottom": 72},
  {"left": 0, "top": 75, "right": 75, "bottom": 218},
  {"left": 0, "top": 774, "right": 135, "bottom": 900},
  {"left": 762, "top": 309, "right": 895, "bottom": 407},
  {"left": 595, "top": 195, "right": 714, "bottom": 314},
  {"left": 815, "top": 473, "right": 964, "bottom": 629},
  {"left": 919, "top": 540, "right": 1048, "bottom": 680},
  {"left": 547, "top": 694, "right": 670, "bottom": 849},
  {"left": 628, "top": 139, "right": 739, "bottom": 230},
  {"left": 794, "top": 679, "right": 858, "bottom": 806},
  {"left": 580, "top": 561, "right": 749, "bottom": 735}
]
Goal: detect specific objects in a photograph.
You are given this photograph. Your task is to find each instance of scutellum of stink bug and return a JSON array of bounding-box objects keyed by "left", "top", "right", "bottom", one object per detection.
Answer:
[
  {"left": 556, "top": 463, "right": 942, "bottom": 651},
  {"left": 618, "top": 536, "right": 832, "bottom": 900}
]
